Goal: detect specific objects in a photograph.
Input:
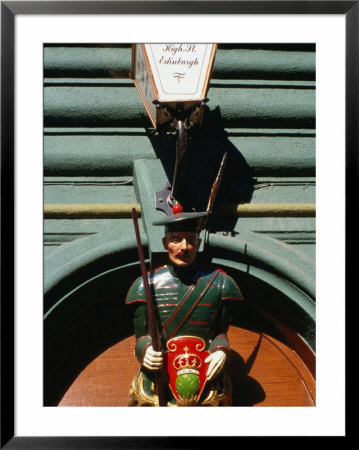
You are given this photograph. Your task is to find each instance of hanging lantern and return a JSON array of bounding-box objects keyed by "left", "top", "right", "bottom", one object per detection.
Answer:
[{"left": 131, "top": 43, "right": 217, "bottom": 129}]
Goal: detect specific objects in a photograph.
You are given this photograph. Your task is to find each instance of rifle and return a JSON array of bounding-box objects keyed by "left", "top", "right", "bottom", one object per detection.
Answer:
[
  {"left": 199, "top": 150, "right": 228, "bottom": 230},
  {"left": 131, "top": 208, "right": 167, "bottom": 406}
]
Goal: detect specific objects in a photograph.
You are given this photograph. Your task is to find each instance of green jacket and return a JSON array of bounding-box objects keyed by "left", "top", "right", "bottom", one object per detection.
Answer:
[{"left": 126, "top": 264, "right": 243, "bottom": 365}]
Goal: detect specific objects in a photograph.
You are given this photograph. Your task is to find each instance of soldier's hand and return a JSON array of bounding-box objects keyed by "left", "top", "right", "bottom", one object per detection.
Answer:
[
  {"left": 205, "top": 350, "right": 226, "bottom": 381},
  {"left": 143, "top": 345, "right": 163, "bottom": 371}
]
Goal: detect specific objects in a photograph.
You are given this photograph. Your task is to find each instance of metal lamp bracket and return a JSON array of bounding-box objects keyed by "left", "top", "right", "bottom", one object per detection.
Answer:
[{"left": 154, "top": 98, "right": 209, "bottom": 215}]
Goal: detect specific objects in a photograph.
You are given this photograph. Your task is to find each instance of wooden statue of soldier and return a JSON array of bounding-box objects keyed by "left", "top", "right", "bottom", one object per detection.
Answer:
[{"left": 126, "top": 211, "right": 243, "bottom": 406}]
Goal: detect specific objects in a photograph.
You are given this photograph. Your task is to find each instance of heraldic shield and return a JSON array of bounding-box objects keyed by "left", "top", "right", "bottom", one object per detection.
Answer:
[{"left": 164, "top": 336, "right": 210, "bottom": 406}]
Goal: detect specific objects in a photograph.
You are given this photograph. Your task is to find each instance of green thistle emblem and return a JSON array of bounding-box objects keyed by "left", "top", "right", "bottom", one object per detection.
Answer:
[{"left": 175, "top": 372, "right": 200, "bottom": 399}]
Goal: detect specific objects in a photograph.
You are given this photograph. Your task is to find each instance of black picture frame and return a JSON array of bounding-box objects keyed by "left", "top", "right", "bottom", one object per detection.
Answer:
[{"left": 1, "top": 1, "right": 352, "bottom": 447}]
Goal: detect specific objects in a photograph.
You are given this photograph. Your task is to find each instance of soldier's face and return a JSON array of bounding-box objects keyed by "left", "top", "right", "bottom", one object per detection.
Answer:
[{"left": 162, "top": 231, "right": 201, "bottom": 267}]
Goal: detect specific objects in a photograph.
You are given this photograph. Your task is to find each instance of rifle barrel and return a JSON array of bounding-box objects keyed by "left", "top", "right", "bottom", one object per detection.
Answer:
[{"left": 131, "top": 208, "right": 167, "bottom": 405}]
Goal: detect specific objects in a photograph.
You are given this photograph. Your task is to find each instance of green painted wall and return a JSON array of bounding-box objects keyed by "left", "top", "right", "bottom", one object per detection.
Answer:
[{"left": 43, "top": 44, "right": 315, "bottom": 404}]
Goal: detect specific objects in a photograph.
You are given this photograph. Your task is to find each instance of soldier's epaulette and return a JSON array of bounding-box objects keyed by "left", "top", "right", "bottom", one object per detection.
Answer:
[
  {"left": 125, "top": 276, "right": 145, "bottom": 304},
  {"left": 218, "top": 269, "right": 244, "bottom": 302},
  {"left": 125, "top": 266, "right": 168, "bottom": 304},
  {"left": 126, "top": 297, "right": 146, "bottom": 304}
]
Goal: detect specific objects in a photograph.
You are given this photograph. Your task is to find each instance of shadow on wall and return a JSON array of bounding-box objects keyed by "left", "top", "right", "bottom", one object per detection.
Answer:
[
  {"left": 229, "top": 349, "right": 266, "bottom": 406},
  {"left": 147, "top": 105, "right": 256, "bottom": 234}
]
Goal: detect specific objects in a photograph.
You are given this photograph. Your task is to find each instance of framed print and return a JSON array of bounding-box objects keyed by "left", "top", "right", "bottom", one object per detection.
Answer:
[{"left": 1, "top": 0, "right": 353, "bottom": 447}]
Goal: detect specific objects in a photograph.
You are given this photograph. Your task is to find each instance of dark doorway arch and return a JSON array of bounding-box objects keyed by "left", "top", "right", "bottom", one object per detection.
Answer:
[{"left": 44, "top": 257, "right": 315, "bottom": 406}]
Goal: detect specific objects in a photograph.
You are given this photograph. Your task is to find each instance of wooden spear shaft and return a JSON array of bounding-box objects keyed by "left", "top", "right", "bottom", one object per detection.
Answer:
[{"left": 131, "top": 208, "right": 167, "bottom": 406}]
